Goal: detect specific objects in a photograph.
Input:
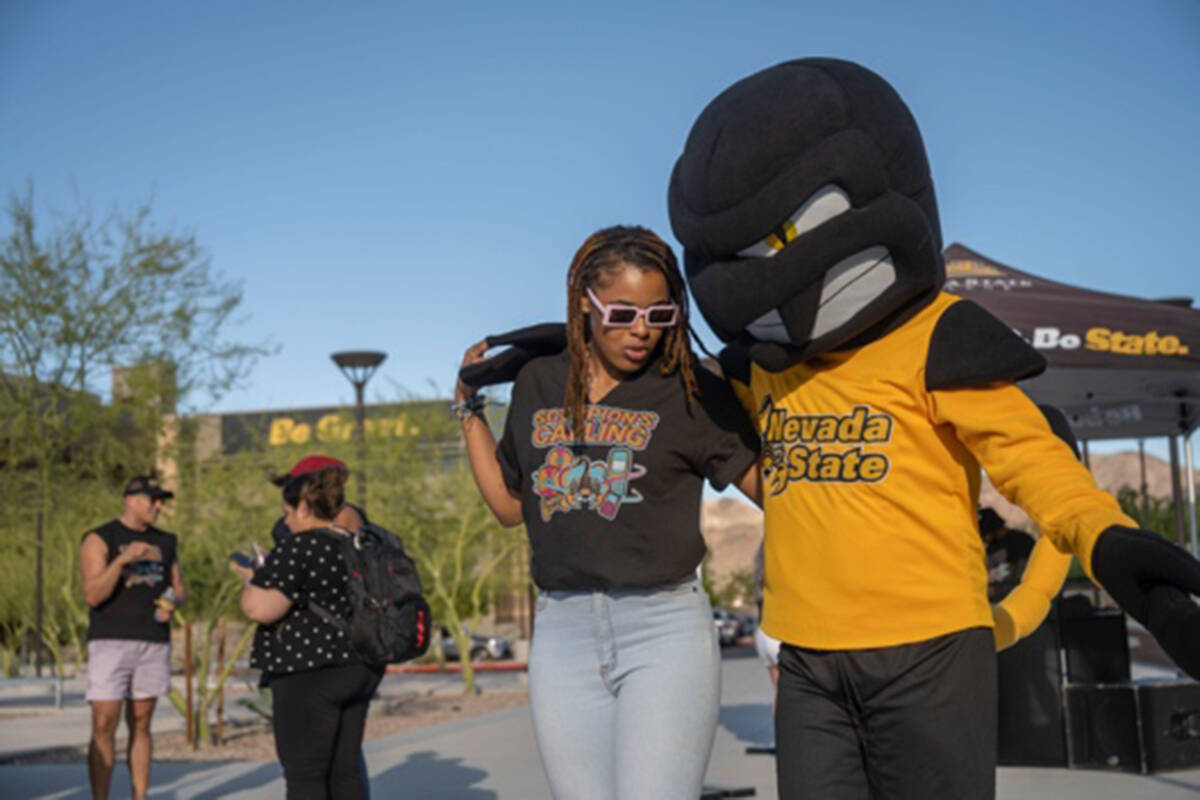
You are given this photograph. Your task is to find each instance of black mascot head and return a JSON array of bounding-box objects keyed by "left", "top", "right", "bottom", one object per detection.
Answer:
[{"left": 669, "top": 58, "right": 945, "bottom": 371}]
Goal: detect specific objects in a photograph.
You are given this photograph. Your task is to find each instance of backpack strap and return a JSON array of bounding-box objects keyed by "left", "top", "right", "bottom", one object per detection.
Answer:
[
  {"left": 307, "top": 600, "right": 349, "bottom": 634},
  {"left": 307, "top": 527, "right": 354, "bottom": 633},
  {"left": 314, "top": 525, "right": 375, "bottom": 551},
  {"left": 311, "top": 526, "right": 354, "bottom": 543}
]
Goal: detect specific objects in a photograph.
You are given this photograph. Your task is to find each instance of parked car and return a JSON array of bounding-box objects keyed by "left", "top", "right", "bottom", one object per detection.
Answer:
[
  {"left": 734, "top": 612, "right": 757, "bottom": 639},
  {"left": 713, "top": 609, "right": 740, "bottom": 647},
  {"left": 439, "top": 627, "right": 512, "bottom": 662}
]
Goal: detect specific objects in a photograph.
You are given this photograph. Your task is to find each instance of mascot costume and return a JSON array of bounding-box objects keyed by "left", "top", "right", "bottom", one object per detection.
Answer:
[
  {"left": 665, "top": 57, "right": 1200, "bottom": 798},
  {"left": 459, "top": 57, "right": 1200, "bottom": 800}
]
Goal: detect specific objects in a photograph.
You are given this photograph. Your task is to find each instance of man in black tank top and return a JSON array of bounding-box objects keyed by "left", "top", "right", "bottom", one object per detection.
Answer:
[{"left": 78, "top": 476, "right": 185, "bottom": 800}]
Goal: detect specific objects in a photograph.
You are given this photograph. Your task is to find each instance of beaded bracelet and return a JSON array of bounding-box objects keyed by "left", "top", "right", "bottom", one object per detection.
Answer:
[{"left": 450, "top": 394, "right": 488, "bottom": 421}]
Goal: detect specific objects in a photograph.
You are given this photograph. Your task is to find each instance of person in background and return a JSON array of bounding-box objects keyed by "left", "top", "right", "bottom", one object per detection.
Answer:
[
  {"left": 268, "top": 455, "right": 367, "bottom": 546},
  {"left": 262, "top": 454, "right": 373, "bottom": 799},
  {"left": 980, "top": 507, "right": 1036, "bottom": 602},
  {"left": 233, "top": 461, "right": 382, "bottom": 800},
  {"left": 457, "top": 225, "right": 761, "bottom": 798},
  {"left": 79, "top": 476, "right": 185, "bottom": 800}
]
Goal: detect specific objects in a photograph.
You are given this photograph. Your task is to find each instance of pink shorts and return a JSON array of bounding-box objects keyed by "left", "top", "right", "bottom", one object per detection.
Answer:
[{"left": 86, "top": 640, "right": 171, "bottom": 701}]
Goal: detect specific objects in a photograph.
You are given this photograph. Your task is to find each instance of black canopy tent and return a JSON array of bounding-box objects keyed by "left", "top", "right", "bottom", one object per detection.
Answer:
[{"left": 943, "top": 243, "right": 1200, "bottom": 551}]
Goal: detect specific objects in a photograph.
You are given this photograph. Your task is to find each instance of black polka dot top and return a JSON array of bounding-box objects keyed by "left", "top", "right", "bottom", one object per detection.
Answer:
[{"left": 249, "top": 529, "right": 355, "bottom": 674}]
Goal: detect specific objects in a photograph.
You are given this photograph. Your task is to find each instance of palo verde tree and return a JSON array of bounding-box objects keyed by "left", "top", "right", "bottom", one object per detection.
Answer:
[
  {"left": 163, "top": 439, "right": 276, "bottom": 747},
  {"left": 0, "top": 184, "right": 270, "bottom": 485},
  {"left": 401, "top": 466, "right": 522, "bottom": 694},
  {"left": 1117, "top": 485, "right": 1197, "bottom": 547},
  {"left": 0, "top": 184, "right": 271, "bottom": 672},
  {"left": 347, "top": 402, "right": 525, "bottom": 695}
]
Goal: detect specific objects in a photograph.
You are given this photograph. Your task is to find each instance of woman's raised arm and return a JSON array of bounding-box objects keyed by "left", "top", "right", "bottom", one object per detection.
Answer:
[{"left": 457, "top": 341, "right": 524, "bottom": 527}]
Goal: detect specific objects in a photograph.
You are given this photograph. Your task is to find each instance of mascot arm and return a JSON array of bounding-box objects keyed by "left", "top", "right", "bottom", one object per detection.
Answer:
[
  {"left": 925, "top": 300, "right": 1046, "bottom": 391},
  {"left": 928, "top": 382, "right": 1133, "bottom": 573},
  {"left": 730, "top": 379, "right": 756, "bottom": 420},
  {"left": 932, "top": 383, "right": 1200, "bottom": 679},
  {"left": 717, "top": 344, "right": 758, "bottom": 419},
  {"left": 458, "top": 323, "right": 567, "bottom": 388},
  {"left": 992, "top": 536, "right": 1073, "bottom": 650}
]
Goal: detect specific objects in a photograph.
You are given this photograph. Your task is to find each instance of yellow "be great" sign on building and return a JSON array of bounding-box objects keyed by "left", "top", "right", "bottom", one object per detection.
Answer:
[
  {"left": 267, "top": 412, "right": 421, "bottom": 446},
  {"left": 216, "top": 400, "right": 463, "bottom": 455}
]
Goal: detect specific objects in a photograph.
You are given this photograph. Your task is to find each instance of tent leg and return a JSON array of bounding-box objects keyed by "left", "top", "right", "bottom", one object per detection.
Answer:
[
  {"left": 1169, "top": 435, "right": 1186, "bottom": 544},
  {"left": 1082, "top": 440, "right": 1090, "bottom": 470},
  {"left": 1138, "top": 439, "right": 1149, "bottom": 519},
  {"left": 1186, "top": 432, "right": 1198, "bottom": 558}
]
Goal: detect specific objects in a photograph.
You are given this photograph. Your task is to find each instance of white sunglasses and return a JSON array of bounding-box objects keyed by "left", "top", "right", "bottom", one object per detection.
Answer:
[{"left": 586, "top": 287, "right": 679, "bottom": 327}]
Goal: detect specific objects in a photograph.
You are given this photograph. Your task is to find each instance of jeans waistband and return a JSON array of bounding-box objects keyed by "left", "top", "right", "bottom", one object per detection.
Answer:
[{"left": 539, "top": 575, "right": 701, "bottom": 601}]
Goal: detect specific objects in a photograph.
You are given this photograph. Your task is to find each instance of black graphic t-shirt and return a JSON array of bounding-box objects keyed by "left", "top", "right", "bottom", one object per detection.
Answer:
[
  {"left": 497, "top": 352, "right": 759, "bottom": 590},
  {"left": 84, "top": 520, "right": 177, "bottom": 643},
  {"left": 249, "top": 529, "right": 355, "bottom": 675}
]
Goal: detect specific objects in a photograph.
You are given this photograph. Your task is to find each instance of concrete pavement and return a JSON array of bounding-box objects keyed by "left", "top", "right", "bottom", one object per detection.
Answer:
[
  {"left": 0, "top": 670, "right": 524, "bottom": 762},
  {"left": 2, "top": 651, "right": 1200, "bottom": 798},
  {"left": 0, "top": 676, "right": 263, "bottom": 761}
]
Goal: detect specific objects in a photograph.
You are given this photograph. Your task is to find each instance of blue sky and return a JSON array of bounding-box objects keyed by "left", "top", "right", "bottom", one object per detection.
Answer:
[{"left": 3, "top": 0, "right": 1198, "bottom": 443}]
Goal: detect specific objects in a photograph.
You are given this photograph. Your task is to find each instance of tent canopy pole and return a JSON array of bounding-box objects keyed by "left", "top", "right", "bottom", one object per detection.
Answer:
[
  {"left": 1138, "top": 439, "right": 1149, "bottom": 519},
  {"left": 1186, "top": 432, "right": 1198, "bottom": 557},
  {"left": 1169, "top": 435, "right": 1187, "bottom": 544}
]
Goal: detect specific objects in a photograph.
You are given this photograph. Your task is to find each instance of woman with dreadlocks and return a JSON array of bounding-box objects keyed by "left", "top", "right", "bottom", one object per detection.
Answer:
[{"left": 455, "top": 225, "right": 761, "bottom": 799}]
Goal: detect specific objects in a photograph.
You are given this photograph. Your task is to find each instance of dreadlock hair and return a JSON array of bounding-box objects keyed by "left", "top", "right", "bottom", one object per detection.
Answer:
[{"left": 563, "top": 225, "right": 699, "bottom": 443}]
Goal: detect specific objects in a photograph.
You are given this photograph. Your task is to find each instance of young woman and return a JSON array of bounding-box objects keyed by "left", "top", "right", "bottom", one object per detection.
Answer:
[
  {"left": 457, "top": 225, "right": 761, "bottom": 799},
  {"left": 232, "top": 461, "right": 383, "bottom": 800}
]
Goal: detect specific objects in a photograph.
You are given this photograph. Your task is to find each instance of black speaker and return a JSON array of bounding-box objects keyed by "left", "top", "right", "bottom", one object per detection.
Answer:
[
  {"left": 1064, "top": 684, "right": 1142, "bottom": 772},
  {"left": 997, "top": 617, "right": 1067, "bottom": 766},
  {"left": 1060, "top": 608, "right": 1130, "bottom": 684},
  {"left": 1137, "top": 681, "right": 1200, "bottom": 772}
]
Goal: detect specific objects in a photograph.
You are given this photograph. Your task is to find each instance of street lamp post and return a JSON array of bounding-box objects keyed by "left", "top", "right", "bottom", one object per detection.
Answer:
[
  {"left": 330, "top": 350, "right": 387, "bottom": 507},
  {"left": 35, "top": 511, "right": 43, "bottom": 678}
]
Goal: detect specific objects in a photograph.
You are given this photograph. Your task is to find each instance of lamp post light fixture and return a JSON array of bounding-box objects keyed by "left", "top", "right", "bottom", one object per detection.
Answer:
[{"left": 330, "top": 350, "right": 387, "bottom": 506}]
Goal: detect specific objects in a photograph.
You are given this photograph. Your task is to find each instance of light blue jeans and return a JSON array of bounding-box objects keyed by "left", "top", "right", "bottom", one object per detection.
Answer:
[{"left": 529, "top": 577, "right": 721, "bottom": 800}]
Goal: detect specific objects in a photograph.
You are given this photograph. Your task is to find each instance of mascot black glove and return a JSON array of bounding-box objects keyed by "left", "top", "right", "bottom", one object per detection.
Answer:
[
  {"left": 458, "top": 323, "right": 566, "bottom": 388},
  {"left": 1091, "top": 525, "right": 1200, "bottom": 679}
]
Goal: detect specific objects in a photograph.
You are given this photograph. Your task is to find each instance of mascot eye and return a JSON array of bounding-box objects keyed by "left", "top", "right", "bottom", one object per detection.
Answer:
[{"left": 736, "top": 185, "right": 852, "bottom": 259}]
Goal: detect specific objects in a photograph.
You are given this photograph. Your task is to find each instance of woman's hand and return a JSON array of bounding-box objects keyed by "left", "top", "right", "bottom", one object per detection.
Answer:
[
  {"left": 230, "top": 561, "right": 254, "bottom": 585},
  {"left": 456, "top": 337, "right": 524, "bottom": 527},
  {"left": 455, "top": 340, "right": 490, "bottom": 403}
]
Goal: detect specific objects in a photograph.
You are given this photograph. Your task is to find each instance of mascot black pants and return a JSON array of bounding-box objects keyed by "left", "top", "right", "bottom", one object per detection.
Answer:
[{"left": 776, "top": 627, "right": 996, "bottom": 800}]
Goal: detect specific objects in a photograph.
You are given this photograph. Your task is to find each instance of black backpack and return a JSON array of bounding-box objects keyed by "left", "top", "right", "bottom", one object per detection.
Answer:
[{"left": 309, "top": 523, "right": 431, "bottom": 665}]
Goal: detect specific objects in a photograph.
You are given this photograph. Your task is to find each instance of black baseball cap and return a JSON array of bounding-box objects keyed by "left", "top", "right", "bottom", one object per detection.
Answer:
[{"left": 123, "top": 475, "right": 174, "bottom": 500}]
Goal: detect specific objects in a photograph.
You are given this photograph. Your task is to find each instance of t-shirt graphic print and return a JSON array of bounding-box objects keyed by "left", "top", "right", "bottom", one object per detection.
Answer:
[
  {"left": 497, "top": 352, "right": 759, "bottom": 591},
  {"left": 529, "top": 405, "right": 659, "bottom": 521},
  {"left": 119, "top": 543, "right": 167, "bottom": 588}
]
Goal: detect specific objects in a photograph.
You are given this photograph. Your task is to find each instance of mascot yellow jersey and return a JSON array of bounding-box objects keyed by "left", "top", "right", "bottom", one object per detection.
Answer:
[
  {"left": 729, "top": 292, "right": 1133, "bottom": 650},
  {"left": 667, "top": 62, "right": 1200, "bottom": 800}
]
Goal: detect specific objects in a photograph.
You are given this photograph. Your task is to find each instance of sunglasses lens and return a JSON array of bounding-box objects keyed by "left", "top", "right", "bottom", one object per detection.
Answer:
[
  {"left": 647, "top": 307, "right": 677, "bottom": 326},
  {"left": 607, "top": 307, "right": 639, "bottom": 325}
]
